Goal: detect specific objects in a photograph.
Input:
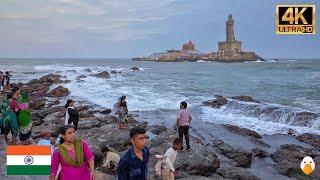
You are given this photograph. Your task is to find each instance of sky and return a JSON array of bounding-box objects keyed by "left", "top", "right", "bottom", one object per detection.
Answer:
[{"left": 0, "top": 0, "right": 319, "bottom": 58}]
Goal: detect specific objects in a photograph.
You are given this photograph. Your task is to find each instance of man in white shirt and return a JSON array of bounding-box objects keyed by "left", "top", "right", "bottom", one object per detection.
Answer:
[{"left": 162, "top": 138, "right": 182, "bottom": 180}]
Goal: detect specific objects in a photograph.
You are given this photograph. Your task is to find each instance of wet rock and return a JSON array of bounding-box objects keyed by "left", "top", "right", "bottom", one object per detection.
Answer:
[
  {"left": 223, "top": 124, "right": 262, "bottom": 139},
  {"left": 252, "top": 148, "right": 269, "bottom": 158},
  {"left": 98, "top": 115, "right": 118, "bottom": 124},
  {"left": 111, "top": 70, "right": 121, "bottom": 74},
  {"left": 216, "top": 165, "right": 260, "bottom": 180},
  {"left": 84, "top": 68, "right": 92, "bottom": 73},
  {"left": 39, "top": 74, "right": 62, "bottom": 84},
  {"left": 296, "top": 133, "right": 320, "bottom": 150},
  {"left": 48, "top": 86, "right": 70, "bottom": 97},
  {"left": 63, "top": 80, "right": 71, "bottom": 84},
  {"left": 31, "top": 99, "right": 46, "bottom": 110},
  {"left": 130, "top": 67, "right": 140, "bottom": 71},
  {"left": 249, "top": 137, "right": 270, "bottom": 148},
  {"left": 91, "top": 71, "right": 111, "bottom": 79},
  {"left": 230, "top": 96, "right": 260, "bottom": 103},
  {"left": 76, "top": 75, "right": 87, "bottom": 81},
  {"left": 148, "top": 124, "right": 167, "bottom": 135},
  {"left": 203, "top": 95, "right": 228, "bottom": 108},
  {"left": 66, "top": 70, "right": 77, "bottom": 73},
  {"left": 293, "top": 111, "right": 319, "bottom": 126},
  {"left": 216, "top": 141, "right": 253, "bottom": 168},
  {"left": 100, "top": 109, "right": 112, "bottom": 115},
  {"left": 271, "top": 144, "right": 320, "bottom": 179}
]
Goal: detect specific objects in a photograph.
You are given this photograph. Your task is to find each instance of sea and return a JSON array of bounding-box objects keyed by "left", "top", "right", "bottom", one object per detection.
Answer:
[{"left": 1, "top": 58, "right": 319, "bottom": 136}]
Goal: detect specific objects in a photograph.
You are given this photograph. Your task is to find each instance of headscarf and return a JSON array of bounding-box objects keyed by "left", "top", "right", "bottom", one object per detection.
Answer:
[
  {"left": 19, "top": 91, "right": 29, "bottom": 103},
  {"left": 58, "top": 139, "right": 84, "bottom": 167}
]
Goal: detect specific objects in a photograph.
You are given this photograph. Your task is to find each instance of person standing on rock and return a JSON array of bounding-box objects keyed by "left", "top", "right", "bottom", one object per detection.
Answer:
[
  {"left": 176, "top": 101, "right": 192, "bottom": 151},
  {"left": 161, "top": 138, "right": 182, "bottom": 180},
  {"left": 115, "top": 95, "right": 129, "bottom": 129},
  {"left": 8, "top": 88, "right": 20, "bottom": 144},
  {"left": 0, "top": 71, "right": 4, "bottom": 92},
  {"left": 18, "top": 91, "right": 32, "bottom": 144},
  {"left": 4, "top": 71, "right": 12, "bottom": 91},
  {"left": 50, "top": 124, "right": 95, "bottom": 180},
  {"left": 0, "top": 93, "right": 11, "bottom": 143},
  {"left": 118, "top": 127, "right": 149, "bottom": 180},
  {"left": 65, "top": 99, "right": 80, "bottom": 131}
]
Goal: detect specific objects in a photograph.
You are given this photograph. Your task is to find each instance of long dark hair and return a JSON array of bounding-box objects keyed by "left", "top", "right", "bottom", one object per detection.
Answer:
[
  {"left": 12, "top": 86, "right": 20, "bottom": 94},
  {"left": 59, "top": 124, "right": 75, "bottom": 144},
  {"left": 64, "top": 99, "right": 73, "bottom": 109}
]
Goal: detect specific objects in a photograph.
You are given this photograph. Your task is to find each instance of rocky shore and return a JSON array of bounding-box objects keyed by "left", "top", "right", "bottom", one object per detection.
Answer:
[{"left": 0, "top": 74, "right": 319, "bottom": 180}]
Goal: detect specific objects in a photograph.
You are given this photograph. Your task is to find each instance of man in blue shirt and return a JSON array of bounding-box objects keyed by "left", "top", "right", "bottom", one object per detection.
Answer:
[{"left": 118, "top": 126, "right": 149, "bottom": 180}]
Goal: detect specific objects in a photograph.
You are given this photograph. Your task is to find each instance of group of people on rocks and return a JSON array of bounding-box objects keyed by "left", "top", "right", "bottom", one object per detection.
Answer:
[
  {"left": 52, "top": 96, "right": 192, "bottom": 180},
  {"left": 0, "top": 81, "right": 192, "bottom": 180},
  {"left": 0, "top": 86, "right": 32, "bottom": 145}
]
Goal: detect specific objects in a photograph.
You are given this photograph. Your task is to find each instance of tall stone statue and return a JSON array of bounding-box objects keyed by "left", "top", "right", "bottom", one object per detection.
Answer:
[{"left": 226, "top": 14, "right": 235, "bottom": 42}]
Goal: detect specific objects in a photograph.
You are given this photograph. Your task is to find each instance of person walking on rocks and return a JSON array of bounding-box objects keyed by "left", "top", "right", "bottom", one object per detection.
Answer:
[
  {"left": 50, "top": 124, "right": 95, "bottom": 180},
  {"left": 118, "top": 127, "right": 149, "bottom": 180},
  {"left": 161, "top": 138, "right": 182, "bottom": 180},
  {"left": 115, "top": 95, "right": 128, "bottom": 129},
  {"left": 176, "top": 101, "right": 192, "bottom": 151},
  {"left": 18, "top": 91, "right": 32, "bottom": 144},
  {"left": 4, "top": 71, "right": 12, "bottom": 91},
  {"left": 65, "top": 99, "right": 80, "bottom": 131}
]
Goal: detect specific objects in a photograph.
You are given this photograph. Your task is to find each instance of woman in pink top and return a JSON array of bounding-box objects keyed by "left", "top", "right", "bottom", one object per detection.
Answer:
[{"left": 50, "top": 124, "right": 95, "bottom": 180}]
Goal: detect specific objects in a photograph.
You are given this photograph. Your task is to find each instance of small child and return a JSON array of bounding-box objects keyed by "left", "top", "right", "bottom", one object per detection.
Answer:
[
  {"left": 101, "top": 145, "right": 120, "bottom": 171},
  {"left": 162, "top": 138, "right": 182, "bottom": 180},
  {"left": 176, "top": 101, "right": 192, "bottom": 151},
  {"left": 37, "top": 129, "right": 54, "bottom": 155}
]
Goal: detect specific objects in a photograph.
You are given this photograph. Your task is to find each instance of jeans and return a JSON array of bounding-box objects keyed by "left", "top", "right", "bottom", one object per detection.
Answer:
[{"left": 178, "top": 126, "right": 190, "bottom": 149}]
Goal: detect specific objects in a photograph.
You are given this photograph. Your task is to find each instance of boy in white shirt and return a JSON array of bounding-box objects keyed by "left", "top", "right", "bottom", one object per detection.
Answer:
[{"left": 162, "top": 138, "right": 182, "bottom": 180}]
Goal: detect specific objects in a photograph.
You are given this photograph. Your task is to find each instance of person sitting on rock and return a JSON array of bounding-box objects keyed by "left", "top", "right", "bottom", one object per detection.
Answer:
[
  {"left": 176, "top": 101, "right": 192, "bottom": 151},
  {"left": 101, "top": 145, "right": 120, "bottom": 171},
  {"left": 64, "top": 99, "right": 80, "bottom": 131},
  {"left": 161, "top": 138, "right": 182, "bottom": 180}
]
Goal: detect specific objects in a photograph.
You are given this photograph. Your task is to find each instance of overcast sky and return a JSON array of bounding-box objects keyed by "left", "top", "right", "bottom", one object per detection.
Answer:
[{"left": 0, "top": 0, "right": 319, "bottom": 58}]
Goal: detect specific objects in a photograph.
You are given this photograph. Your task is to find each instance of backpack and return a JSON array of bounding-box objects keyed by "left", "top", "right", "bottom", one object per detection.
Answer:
[{"left": 155, "top": 155, "right": 167, "bottom": 176}]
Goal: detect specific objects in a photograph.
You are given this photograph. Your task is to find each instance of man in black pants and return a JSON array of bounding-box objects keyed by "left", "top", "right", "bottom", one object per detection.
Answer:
[{"left": 176, "top": 101, "right": 192, "bottom": 151}]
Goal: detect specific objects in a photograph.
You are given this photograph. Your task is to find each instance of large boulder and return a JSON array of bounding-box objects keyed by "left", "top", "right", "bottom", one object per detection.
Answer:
[
  {"left": 271, "top": 144, "right": 320, "bottom": 179},
  {"left": 48, "top": 86, "right": 70, "bottom": 97},
  {"left": 230, "top": 96, "right": 260, "bottom": 103},
  {"left": 91, "top": 71, "right": 111, "bottom": 79},
  {"left": 39, "top": 74, "right": 62, "bottom": 84},
  {"left": 223, "top": 124, "right": 262, "bottom": 139},
  {"left": 292, "top": 112, "right": 319, "bottom": 126},
  {"left": 203, "top": 95, "right": 228, "bottom": 108},
  {"left": 213, "top": 140, "right": 253, "bottom": 168},
  {"left": 31, "top": 99, "right": 46, "bottom": 110}
]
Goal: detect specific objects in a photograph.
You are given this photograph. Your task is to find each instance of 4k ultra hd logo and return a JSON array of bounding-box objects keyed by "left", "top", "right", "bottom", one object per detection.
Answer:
[{"left": 276, "top": 5, "right": 316, "bottom": 34}]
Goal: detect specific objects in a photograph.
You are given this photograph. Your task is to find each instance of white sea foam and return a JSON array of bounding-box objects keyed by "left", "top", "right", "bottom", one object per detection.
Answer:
[{"left": 200, "top": 106, "right": 320, "bottom": 135}]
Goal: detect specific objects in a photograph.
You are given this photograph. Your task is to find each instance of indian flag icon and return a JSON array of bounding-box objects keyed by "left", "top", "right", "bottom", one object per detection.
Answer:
[{"left": 6, "top": 145, "right": 51, "bottom": 175}]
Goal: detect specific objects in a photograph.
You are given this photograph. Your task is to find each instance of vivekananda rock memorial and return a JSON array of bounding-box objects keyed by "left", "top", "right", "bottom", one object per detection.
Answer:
[{"left": 133, "top": 14, "right": 265, "bottom": 62}]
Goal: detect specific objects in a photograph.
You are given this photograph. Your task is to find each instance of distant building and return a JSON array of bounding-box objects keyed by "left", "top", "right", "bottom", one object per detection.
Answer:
[{"left": 182, "top": 40, "right": 195, "bottom": 51}]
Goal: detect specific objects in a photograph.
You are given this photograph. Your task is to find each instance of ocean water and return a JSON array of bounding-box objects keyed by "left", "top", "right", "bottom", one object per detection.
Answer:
[{"left": 0, "top": 58, "right": 319, "bottom": 135}]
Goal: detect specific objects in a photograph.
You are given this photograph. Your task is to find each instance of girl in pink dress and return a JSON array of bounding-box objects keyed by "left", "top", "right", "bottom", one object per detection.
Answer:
[{"left": 50, "top": 124, "right": 95, "bottom": 180}]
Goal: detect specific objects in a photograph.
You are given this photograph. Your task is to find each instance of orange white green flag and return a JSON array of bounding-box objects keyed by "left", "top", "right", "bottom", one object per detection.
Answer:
[{"left": 6, "top": 145, "right": 51, "bottom": 175}]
